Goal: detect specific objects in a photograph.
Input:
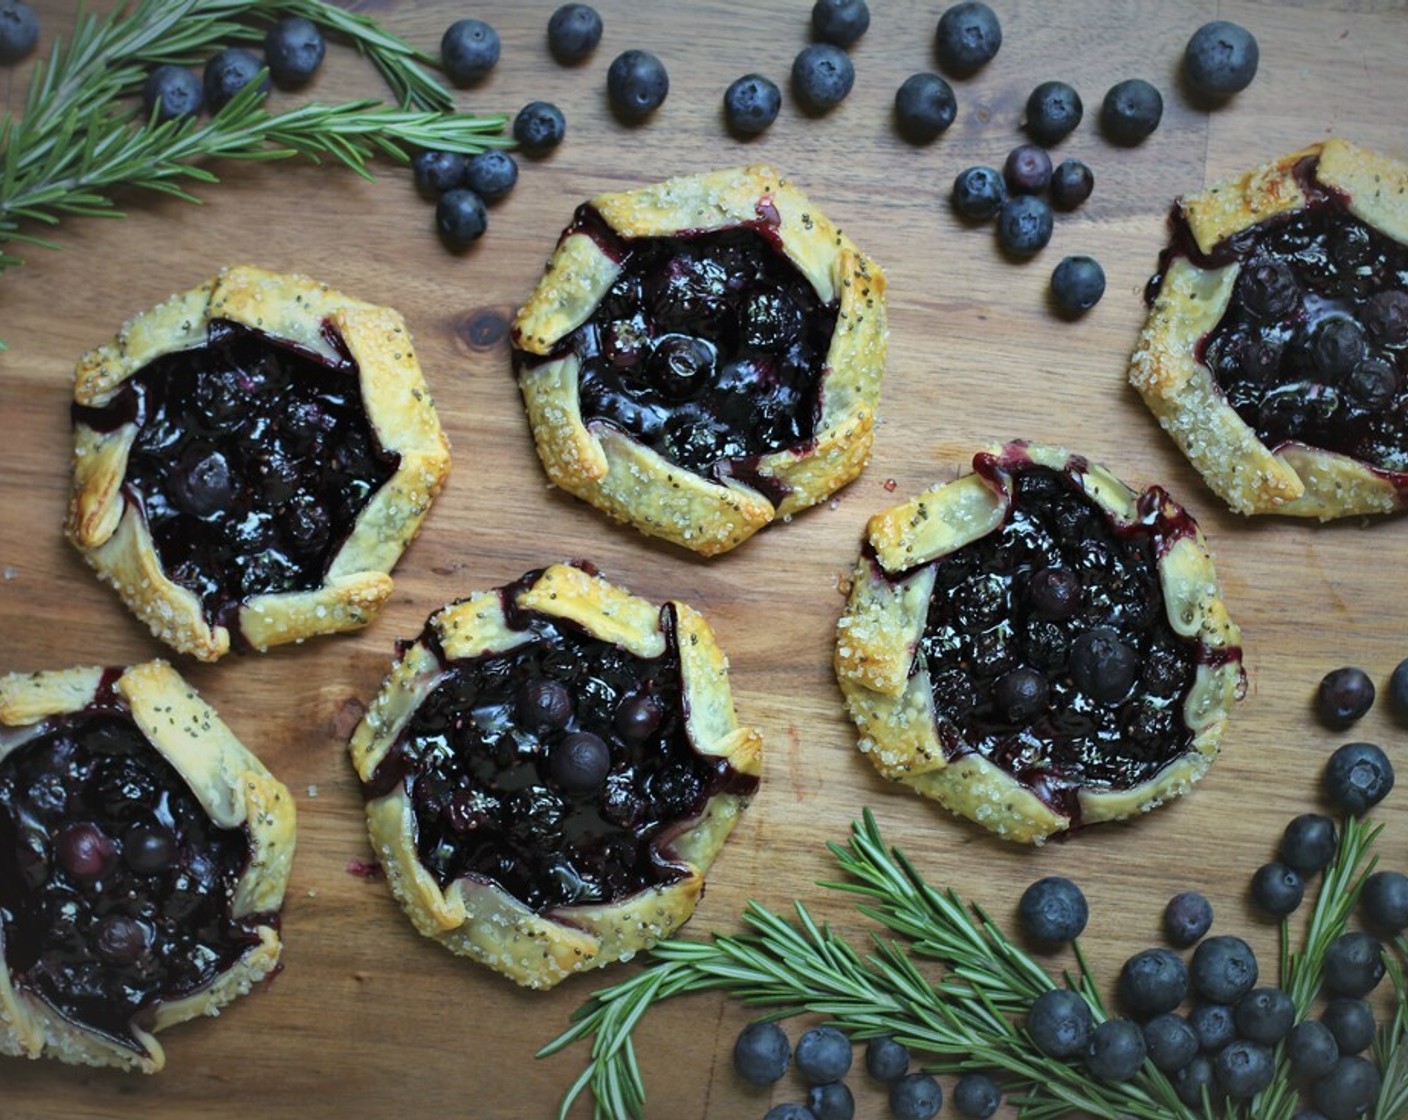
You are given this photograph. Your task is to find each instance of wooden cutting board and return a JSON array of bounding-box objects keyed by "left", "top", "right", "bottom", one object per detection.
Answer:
[{"left": 2, "top": 2, "right": 1407, "bottom": 1117}]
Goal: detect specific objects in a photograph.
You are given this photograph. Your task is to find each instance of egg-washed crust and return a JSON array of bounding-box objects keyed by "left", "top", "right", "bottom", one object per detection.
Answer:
[
  {"left": 0, "top": 661, "right": 295, "bottom": 1072},
  {"left": 349, "top": 563, "right": 762, "bottom": 989},
  {"left": 511, "top": 165, "right": 887, "bottom": 556},
  {"left": 66, "top": 265, "right": 452, "bottom": 660},
  {"left": 1129, "top": 138, "right": 1408, "bottom": 518},
  {"left": 834, "top": 443, "right": 1244, "bottom": 844}
]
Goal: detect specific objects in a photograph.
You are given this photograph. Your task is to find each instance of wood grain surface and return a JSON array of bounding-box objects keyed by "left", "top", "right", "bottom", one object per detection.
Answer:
[{"left": 3, "top": 2, "right": 1408, "bottom": 1117}]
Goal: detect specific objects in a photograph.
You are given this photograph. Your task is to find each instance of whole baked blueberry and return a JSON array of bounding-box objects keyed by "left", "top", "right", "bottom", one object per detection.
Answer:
[
  {"left": 1004, "top": 144, "right": 1053, "bottom": 194},
  {"left": 734, "top": 1020, "right": 791, "bottom": 1084},
  {"left": 1286, "top": 1019, "right": 1340, "bottom": 1080},
  {"left": 463, "top": 150, "right": 518, "bottom": 201},
  {"left": 203, "top": 47, "right": 270, "bottom": 112},
  {"left": 952, "top": 165, "right": 1006, "bottom": 221},
  {"left": 792, "top": 43, "right": 854, "bottom": 112},
  {"left": 1317, "top": 666, "right": 1375, "bottom": 726},
  {"left": 513, "top": 101, "right": 566, "bottom": 155},
  {"left": 996, "top": 195, "right": 1054, "bottom": 257},
  {"left": 1085, "top": 1018, "right": 1146, "bottom": 1083},
  {"left": 807, "top": 1081, "right": 855, "bottom": 1120},
  {"left": 264, "top": 16, "right": 325, "bottom": 88},
  {"left": 1018, "top": 876, "right": 1088, "bottom": 944},
  {"left": 993, "top": 667, "right": 1049, "bottom": 723},
  {"left": 143, "top": 65, "right": 203, "bottom": 122},
  {"left": 890, "top": 1073, "right": 943, "bottom": 1120},
  {"left": 864, "top": 1035, "right": 910, "bottom": 1082},
  {"left": 1069, "top": 627, "right": 1139, "bottom": 704},
  {"left": 934, "top": 1, "right": 1001, "bottom": 76},
  {"left": 1233, "top": 987, "right": 1295, "bottom": 1045},
  {"left": 1279, "top": 813, "right": 1338, "bottom": 876},
  {"left": 547, "top": 3, "right": 603, "bottom": 63},
  {"left": 1027, "top": 989, "right": 1093, "bottom": 1057},
  {"left": 1051, "top": 256, "right": 1106, "bottom": 317},
  {"left": 724, "top": 74, "right": 782, "bottom": 136},
  {"left": 1215, "top": 1039, "right": 1275, "bottom": 1099},
  {"left": 1322, "top": 931, "right": 1385, "bottom": 998},
  {"left": 435, "top": 188, "right": 487, "bottom": 250},
  {"left": 412, "top": 150, "right": 468, "bottom": 196},
  {"left": 550, "top": 731, "right": 612, "bottom": 795},
  {"left": 1191, "top": 935, "right": 1258, "bottom": 1003},
  {"left": 608, "top": 49, "right": 670, "bottom": 120},
  {"left": 1313, "top": 1056, "right": 1382, "bottom": 1120},
  {"left": 1050, "top": 158, "right": 1094, "bottom": 209},
  {"left": 1324, "top": 741, "right": 1394, "bottom": 816},
  {"left": 794, "top": 1026, "right": 852, "bottom": 1083},
  {"left": 1250, "top": 861, "right": 1304, "bottom": 916},
  {"left": 1025, "top": 81, "right": 1083, "bottom": 145},
  {"left": 0, "top": 0, "right": 38, "bottom": 64},
  {"left": 1163, "top": 891, "right": 1213, "bottom": 947},
  {"left": 894, "top": 72, "right": 957, "bottom": 144},
  {"left": 1322, "top": 998, "right": 1376, "bottom": 1055},
  {"left": 1100, "top": 79, "right": 1163, "bottom": 144},
  {"left": 1361, "top": 870, "right": 1408, "bottom": 933},
  {"left": 812, "top": 0, "right": 870, "bottom": 47},
  {"left": 1143, "top": 1013, "right": 1198, "bottom": 1073},
  {"left": 952, "top": 1072, "right": 1001, "bottom": 1118},
  {"left": 1184, "top": 21, "right": 1259, "bottom": 98},
  {"left": 441, "top": 18, "right": 499, "bottom": 86},
  {"left": 1119, "top": 947, "right": 1189, "bottom": 1018}
]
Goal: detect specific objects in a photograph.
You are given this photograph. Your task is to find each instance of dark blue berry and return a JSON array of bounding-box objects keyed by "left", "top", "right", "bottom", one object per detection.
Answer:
[
  {"left": 889, "top": 1073, "right": 943, "bottom": 1120},
  {"left": 864, "top": 1035, "right": 909, "bottom": 1082},
  {"left": 608, "top": 49, "right": 670, "bottom": 120},
  {"left": 1317, "top": 667, "right": 1375, "bottom": 726},
  {"left": 952, "top": 166, "right": 1006, "bottom": 221},
  {"left": 513, "top": 101, "right": 566, "bottom": 155},
  {"left": 203, "top": 47, "right": 269, "bottom": 113},
  {"left": 934, "top": 1, "right": 1001, "bottom": 76},
  {"left": 1215, "top": 1039, "right": 1275, "bottom": 1099},
  {"left": 1027, "top": 989, "right": 1093, "bottom": 1057},
  {"left": 996, "top": 195, "right": 1054, "bottom": 258},
  {"left": 734, "top": 1020, "right": 791, "bottom": 1085},
  {"left": 1287, "top": 1019, "right": 1340, "bottom": 1080},
  {"left": 1389, "top": 658, "right": 1408, "bottom": 718},
  {"left": 1322, "top": 998, "right": 1376, "bottom": 1055},
  {"left": 549, "top": 731, "right": 611, "bottom": 795},
  {"left": 1322, "top": 931, "right": 1385, "bottom": 998},
  {"left": 724, "top": 74, "right": 782, "bottom": 136},
  {"left": 1051, "top": 256, "right": 1106, "bottom": 317},
  {"left": 264, "top": 16, "right": 325, "bottom": 88},
  {"left": 994, "top": 667, "right": 1049, "bottom": 723},
  {"left": 1184, "top": 21, "right": 1259, "bottom": 99},
  {"left": 791, "top": 43, "right": 854, "bottom": 112},
  {"left": 1143, "top": 1013, "right": 1198, "bottom": 1073},
  {"left": 952, "top": 1072, "right": 1001, "bottom": 1118},
  {"left": 1018, "top": 876, "right": 1088, "bottom": 944},
  {"left": 1085, "top": 1018, "right": 1146, "bottom": 1082},
  {"left": 806, "top": 1081, "right": 855, "bottom": 1120},
  {"left": 894, "top": 73, "right": 956, "bottom": 144},
  {"left": 1119, "top": 947, "right": 1189, "bottom": 1019},
  {"left": 1313, "top": 1056, "right": 1382, "bottom": 1120},
  {"left": 1025, "top": 81, "right": 1082, "bottom": 145},
  {"left": 1100, "top": 79, "right": 1162, "bottom": 144},
  {"left": 464, "top": 150, "right": 518, "bottom": 201},
  {"left": 1324, "top": 741, "right": 1395, "bottom": 816},
  {"left": 794, "top": 1026, "right": 851, "bottom": 1084},
  {"left": 764, "top": 1106, "right": 815, "bottom": 1120},
  {"left": 1069, "top": 627, "right": 1139, "bottom": 703},
  {"left": 143, "top": 65, "right": 203, "bottom": 123},
  {"left": 441, "top": 19, "right": 499, "bottom": 86},
  {"left": 1361, "top": 870, "right": 1408, "bottom": 933},
  {"left": 547, "top": 4, "right": 602, "bottom": 63},
  {"left": 1233, "top": 988, "right": 1295, "bottom": 1044},
  {"left": 1250, "top": 861, "right": 1304, "bottom": 916},
  {"left": 413, "top": 150, "right": 468, "bottom": 196},
  {"left": 0, "top": 0, "right": 38, "bottom": 64},
  {"left": 1189, "top": 1002, "right": 1236, "bottom": 1053},
  {"left": 1191, "top": 935, "right": 1258, "bottom": 1003},
  {"left": 1171, "top": 1054, "right": 1216, "bottom": 1107},
  {"left": 1310, "top": 318, "right": 1368, "bottom": 377},
  {"left": 1280, "top": 814, "right": 1338, "bottom": 876},
  {"left": 1004, "top": 144, "right": 1053, "bottom": 194},
  {"left": 1164, "top": 891, "right": 1213, "bottom": 947},
  {"left": 435, "top": 189, "right": 487, "bottom": 250},
  {"left": 1050, "top": 159, "right": 1094, "bottom": 209},
  {"left": 812, "top": 0, "right": 869, "bottom": 47}
]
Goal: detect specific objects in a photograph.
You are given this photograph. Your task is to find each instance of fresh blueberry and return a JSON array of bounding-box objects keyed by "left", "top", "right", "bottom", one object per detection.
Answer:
[
  {"left": 1171, "top": 1054, "right": 1216, "bottom": 1107},
  {"left": 547, "top": 3, "right": 603, "bottom": 63},
  {"left": 1287, "top": 1019, "right": 1341, "bottom": 1080},
  {"left": 1361, "top": 870, "right": 1408, "bottom": 933},
  {"left": 1004, "top": 144, "right": 1053, "bottom": 194},
  {"left": 435, "top": 188, "right": 488, "bottom": 250},
  {"left": 1018, "top": 876, "right": 1088, "bottom": 944},
  {"left": 791, "top": 43, "right": 854, "bottom": 112},
  {"left": 806, "top": 1081, "right": 855, "bottom": 1120},
  {"left": 1189, "top": 1002, "right": 1236, "bottom": 1053},
  {"left": 1324, "top": 741, "right": 1395, "bottom": 816},
  {"left": 264, "top": 16, "right": 325, "bottom": 88},
  {"left": 996, "top": 195, "right": 1054, "bottom": 258},
  {"left": 1322, "top": 998, "right": 1376, "bottom": 1055},
  {"left": 1069, "top": 627, "right": 1139, "bottom": 703},
  {"left": 1233, "top": 988, "right": 1295, "bottom": 1045},
  {"left": 1313, "top": 1056, "right": 1383, "bottom": 1120},
  {"left": 1389, "top": 657, "right": 1408, "bottom": 719},
  {"left": 733, "top": 1020, "right": 791, "bottom": 1084},
  {"left": 864, "top": 1035, "right": 909, "bottom": 1082},
  {"left": 952, "top": 166, "right": 1006, "bottom": 221},
  {"left": 1215, "top": 1039, "right": 1275, "bottom": 1099},
  {"left": 1049, "top": 158, "right": 1094, "bottom": 209},
  {"left": 1250, "top": 861, "right": 1304, "bottom": 916},
  {"left": 1163, "top": 891, "right": 1213, "bottom": 948},
  {"left": 1191, "top": 935, "right": 1258, "bottom": 1003},
  {"left": 464, "top": 150, "right": 518, "bottom": 201},
  {"left": 1143, "top": 1013, "right": 1198, "bottom": 1073},
  {"left": 413, "top": 150, "right": 469, "bottom": 196},
  {"left": 934, "top": 1, "right": 1001, "bottom": 76},
  {"left": 143, "top": 65, "right": 203, "bottom": 123},
  {"left": 0, "top": 0, "right": 38, "bottom": 64},
  {"left": 441, "top": 18, "right": 499, "bottom": 86},
  {"left": 1183, "top": 21, "right": 1259, "bottom": 98},
  {"left": 1051, "top": 256, "right": 1106, "bottom": 317},
  {"left": 608, "top": 49, "right": 669, "bottom": 120},
  {"left": 1027, "top": 989, "right": 1093, "bottom": 1057},
  {"left": 724, "top": 74, "right": 782, "bottom": 136},
  {"left": 1279, "top": 814, "right": 1338, "bottom": 876},
  {"left": 812, "top": 0, "right": 870, "bottom": 47},
  {"left": 894, "top": 73, "right": 957, "bottom": 144},
  {"left": 1100, "top": 79, "right": 1163, "bottom": 144},
  {"left": 513, "top": 101, "right": 566, "bottom": 155},
  {"left": 1322, "top": 931, "right": 1385, "bottom": 997},
  {"left": 1085, "top": 1018, "right": 1146, "bottom": 1082},
  {"left": 1025, "top": 81, "right": 1082, "bottom": 145},
  {"left": 952, "top": 1072, "right": 1001, "bottom": 1118},
  {"left": 203, "top": 47, "right": 269, "bottom": 112},
  {"left": 1317, "top": 667, "right": 1375, "bottom": 726},
  {"left": 1119, "top": 948, "right": 1189, "bottom": 1019},
  {"left": 794, "top": 1026, "right": 851, "bottom": 1084},
  {"left": 889, "top": 1073, "right": 943, "bottom": 1120},
  {"left": 764, "top": 1106, "right": 815, "bottom": 1120}
]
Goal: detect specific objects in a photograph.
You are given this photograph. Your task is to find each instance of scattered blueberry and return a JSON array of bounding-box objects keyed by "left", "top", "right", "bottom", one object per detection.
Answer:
[
  {"left": 806, "top": 1081, "right": 855, "bottom": 1120},
  {"left": 996, "top": 195, "right": 1054, "bottom": 258},
  {"left": 1287, "top": 1019, "right": 1341, "bottom": 1080},
  {"left": 1233, "top": 987, "right": 1295, "bottom": 1045},
  {"left": 1003, "top": 144, "right": 1053, "bottom": 194},
  {"left": 1018, "top": 876, "right": 1088, "bottom": 944},
  {"left": 794, "top": 1026, "right": 852, "bottom": 1083},
  {"left": 1215, "top": 1039, "right": 1275, "bottom": 1099},
  {"left": 1279, "top": 814, "right": 1338, "bottom": 876},
  {"left": 952, "top": 165, "right": 1006, "bottom": 221},
  {"left": 1313, "top": 1056, "right": 1383, "bottom": 1120},
  {"left": 1100, "top": 78, "right": 1163, "bottom": 144},
  {"left": 1322, "top": 998, "right": 1376, "bottom": 1056},
  {"left": 441, "top": 18, "right": 500, "bottom": 86},
  {"left": 435, "top": 188, "right": 487, "bottom": 250},
  {"left": 952, "top": 1072, "right": 1001, "bottom": 1118},
  {"left": 1050, "top": 256, "right": 1106, "bottom": 317},
  {"left": 0, "top": 0, "right": 38, "bottom": 65},
  {"left": 792, "top": 43, "right": 854, "bottom": 112},
  {"left": 547, "top": 3, "right": 603, "bottom": 63},
  {"left": 1322, "top": 931, "right": 1385, "bottom": 998},
  {"left": 1027, "top": 988, "right": 1093, "bottom": 1057},
  {"left": 1143, "top": 1013, "right": 1198, "bottom": 1073},
  {"left": 1085, "top": 1018, "right": 1146, "bottom": 1082},
  {"left": 1184, "top": 21, "right": 1259, "bottom": 99},
  {"left": 1163, "top": 891, "right": 1214, "bottom": 948},
  {"left": 1025, "top": 81, "right": 1082, "bottom": 145},
  {"left": 1119, "top": 947, "right": 1189, "bottom": 1018},
  {"left": 812, "top": 0, "right": 870, "bottom": 47},
  {"left": 889, "top": 1073, "right": 943, "bottom": 1120},
  {"left": 934, "top": 1, "right": 1001, "bottom": 76},
  {"left": 764, "top": 1106, "right": 816, "bottom": 1120},
  {"left": 1388, "top": 657, "right": 1408, "bottom": 718},
  {"left": 724, "top": 74, "right": 782, "bottom": 136},
  {"left": 608, "top": 49, "right": 669, "bottom": 120},
  {"left": 143, "top": 65, "right": 203, "bottom": 123},
  {"left": 203, "top": 47, "right": 270, "bottom": 113},
  {"left": 264, "top": 16, "right": 325, "bottom": 88},
  {"left": 1191, "top": 935, "right": 1258, "bottom": 1004},
  {"left": 864, "top": 1035, "right": 910, "bottom": 1083},
  {"left": 734, "top": 1020, "right": 791, "bottom": 1085},
  {"left": 1171, "top": 1054, "right": 1216, "bottom": 1107},
  {"left": 1317, "top": 667, "right": 1376, "bottom": 726},
  {"left": 513, "top": 101, "right": 566, "bottom": 155},
  {"left": 894, "top": 72, "right": 957, "bottom": 144},
  {"left": 1049, "top": 158, "right": 1094, "bottom": 209},
  {"left": 463, "top": 150, "right": 518, "bottom": 201},
  {"left": 412, "top": 150, "right": 469, "bottom": 196},
  {"left": 1324, "top": 741, "right": 1395, "bottom": 816},
  {"left": 1250, "top": 861, "right": 1304, "bottom": 916},
  {"left": 1189, "top": 1002, "right": 1237, "bottom": 1053},
  {"left": 1361, "top": 869, "right": 1408, "bottom": 933}
]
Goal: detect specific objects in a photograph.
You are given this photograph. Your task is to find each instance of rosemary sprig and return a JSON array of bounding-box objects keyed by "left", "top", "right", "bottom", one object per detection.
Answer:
[{"left": 542, "top": 809, "right": 1408, "bottom": 1120}]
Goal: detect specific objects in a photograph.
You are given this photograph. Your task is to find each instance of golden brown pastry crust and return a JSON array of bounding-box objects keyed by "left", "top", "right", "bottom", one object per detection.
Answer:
[
  {"left": 511, "top": 165, "right": 887, "bottom": 555},
  {"left": 1130, "top": 138, "right": 1408, "bottom": 518},
  {"left": 835, "top": 443, "right": 1244, "bottom": 844},
  {"left": 0, "top": 661, "right": 295, "bottom": 1072},
  {"left": 67, "top": 265, "right": 452, "bottom": 660},
  {"left": 349, "top": 563, "right": 762, "bottom": 989}
]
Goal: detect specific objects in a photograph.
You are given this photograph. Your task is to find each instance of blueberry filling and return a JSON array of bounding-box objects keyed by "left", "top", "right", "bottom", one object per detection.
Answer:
[
  {"left": 364, "top": 581, "right": 758, "bottom": 913},
  {"left": 74, "top": 319, "right": 399, "bottom": 635},
  {"left": 0, "top": 693, "right": 264, "bottom": 1054},
  {"left": 519, "top": 206, "right": 839, "bottom": 494}
]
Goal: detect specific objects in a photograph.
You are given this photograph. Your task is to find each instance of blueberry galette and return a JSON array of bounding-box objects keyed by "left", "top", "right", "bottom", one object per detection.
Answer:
[
  {"left": 67, "top": 266, "right": 452, "bottom": 660},
  {"left": 511, "top": 165, "right": 887, "bottom": 555},
  {"left": 835, "top": 443, "right": 1243, "bottom": 843},
  {"left": 1131, "top": 138, "right": 1408, "bottom": 518},
  {"left": 0, "top": 661, "right": 294, "bottom": 1071},
  {"left": 348, "top": 563, "right": 762, "bottom": 988}
]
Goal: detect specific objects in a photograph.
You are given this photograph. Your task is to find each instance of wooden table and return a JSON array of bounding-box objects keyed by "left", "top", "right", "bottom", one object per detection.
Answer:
[{"left": 2, "top": 2, "right": 1407, "bottom": 1117}]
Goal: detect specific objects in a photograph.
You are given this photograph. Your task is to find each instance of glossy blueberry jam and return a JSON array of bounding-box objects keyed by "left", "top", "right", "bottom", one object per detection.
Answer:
[
  {"left": 364, "top": 583, "right": 758, "bottom": 913},
  {"left": 915, "top": 462, "right": 1207, "bottom": 821},
  {"left": 0, "top": 699, "right": 263, "bottom": 1053},
  {"left": 75, "top": 319, "right": 398, "bottom": 633},
  {"left": 529, "top": 208, "right": 839, "bottom": 486}
]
